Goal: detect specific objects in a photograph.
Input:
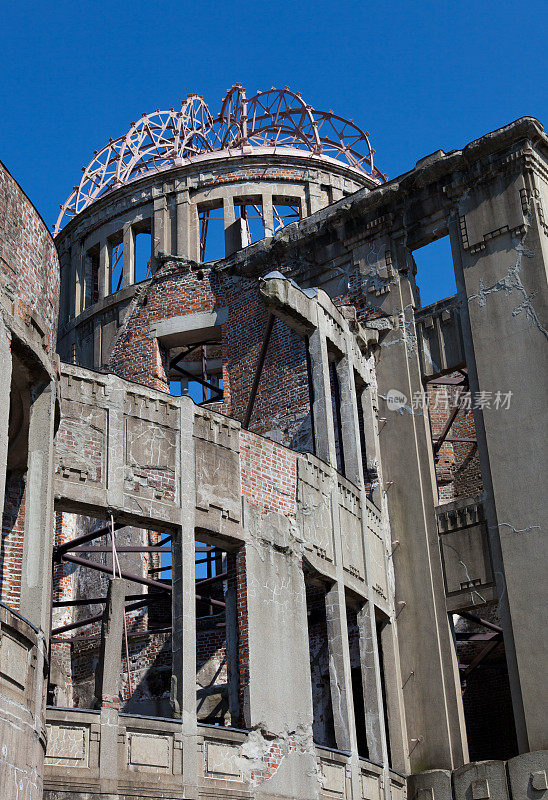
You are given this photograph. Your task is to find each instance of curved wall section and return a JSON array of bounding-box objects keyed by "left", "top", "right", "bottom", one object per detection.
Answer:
[
  {"left": 54, "top": 152, "right": 369, "bottom": 367},
  {"left": 0, "top": 163, "right": 59, "bottom": 800},
  {"left": 0, "top": 162, "right": 59, "bottom": 353}
]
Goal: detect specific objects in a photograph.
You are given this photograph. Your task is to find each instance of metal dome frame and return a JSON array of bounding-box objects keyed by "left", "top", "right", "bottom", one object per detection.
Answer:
[{"left": 54, "top": 84, "right": 385, "bottom": 234}]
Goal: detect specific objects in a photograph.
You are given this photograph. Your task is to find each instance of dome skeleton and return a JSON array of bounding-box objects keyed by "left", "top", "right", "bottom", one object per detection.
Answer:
[{"left": 55, "top": 85, "right": 385, "bottom": 234}]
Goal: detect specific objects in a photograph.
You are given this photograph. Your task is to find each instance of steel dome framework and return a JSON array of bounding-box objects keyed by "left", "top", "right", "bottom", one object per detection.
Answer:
[{"left": 55, "top": 85, "right": 385, "bottom": 234}]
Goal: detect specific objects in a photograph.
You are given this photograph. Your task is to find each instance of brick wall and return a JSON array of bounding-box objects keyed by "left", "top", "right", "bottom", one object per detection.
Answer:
[
  {"left": 0, "top": 162, "right": 59, "bottom": 351},
  {"left": 107, "top": 259, "right": 312, "bottom": 450},
  {"left": 0, "top": 472, "right": 26, "bottom": 610},
  {"left": 427, "top": 382, "right": 483, "bottom": 503}
]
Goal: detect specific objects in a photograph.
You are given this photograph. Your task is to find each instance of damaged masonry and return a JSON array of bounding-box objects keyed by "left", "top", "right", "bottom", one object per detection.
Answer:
[{"left": 0, "top": 86, "right": 546, "bottom": 800}]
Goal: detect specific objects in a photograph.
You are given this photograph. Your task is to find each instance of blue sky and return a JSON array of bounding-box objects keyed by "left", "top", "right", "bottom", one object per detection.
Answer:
[{"left": 2, "top": 0, "right": 546, "bottom": 304}]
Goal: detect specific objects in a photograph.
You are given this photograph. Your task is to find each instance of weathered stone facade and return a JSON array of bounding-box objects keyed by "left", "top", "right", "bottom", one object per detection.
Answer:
[{"left": 0, "top": 107, "right": 547, "bottom": 800}]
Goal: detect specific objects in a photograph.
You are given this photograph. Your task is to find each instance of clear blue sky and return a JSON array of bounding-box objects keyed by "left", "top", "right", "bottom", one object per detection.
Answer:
[{"left": 2, "top": 0, "right": 546, "bottom": 303}]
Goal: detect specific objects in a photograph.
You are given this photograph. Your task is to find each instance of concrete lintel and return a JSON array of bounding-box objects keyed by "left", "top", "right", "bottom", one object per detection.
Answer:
[{"left": 150, "top": 308, "right": 228, "bottom": 348}]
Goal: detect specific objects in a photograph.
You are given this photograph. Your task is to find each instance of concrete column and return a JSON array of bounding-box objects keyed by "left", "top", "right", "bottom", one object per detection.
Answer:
[
  {"left": 372, "top": 244, "right": 467, "bottom": 771},
  {"left": 356, "top": 602, "right": 384, "bottom": 764},
  {"left": 94, "top": 578, "right": 125, "bottom": 791},
  {"left": 224, "top": 195, "right": 245, "bottom": 256},
  {"left": 324, "top": 582, "right": 356, "bottom": 752},
  {"left": 171, "top": 395, "right": 198, "bottom": 795},
  {"left": 98, "top": 239, "right": 110, "bottom": 299},
  {"left": 19, "top": 379, "right": 56, "bottom": 636},
  {"left": 308, "top": 326, "right": 337, "bottom": 466},
  {"left": 94, "top": 577, "right": 125, "bottom": 707},
  {"left": 336, "top": 351, "right": 363, "bottom": 487},
  {"left": 153, "top": 195, "right": 167, "bottom": 262},
  {"left": 262, "top": 193, "right": 274, "bottom": 238},
  {"left": 243, "top": 505, "right": 318, "bottom": 795},
  {"left": 0, "top": 323, "right": 12, "bottom": 517},
  {"left": 307, "top": 181, "right": 324, "bottom": 215},
  {"left": 122, "top": 223, "right": 135, "bottom": 287},
  {"left": 176, "top": 189, "right": 200, "bottom": 261},
  {"left": 378, "top": 619, "right": 409, "bottom": 774},
  {"left": 448, "top": 177, "right": 548, "bottom": 752}
]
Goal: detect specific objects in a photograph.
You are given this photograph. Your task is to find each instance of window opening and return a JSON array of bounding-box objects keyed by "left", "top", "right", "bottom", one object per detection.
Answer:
[
  {"left": 235, "top": 202, "right": 264, "bottom": 245},
  {"left": 272, "top": 203, "right": 300, "bottom": 232},
  {"left": 199, "top": 205, "right": 225, "bottom": 262},
  {"left": 169, "top": 341, "right": 224, "bottom": 406},
  {"left": 305, "top": 575, "right": 337, "bottom": 748},
  {"left": 376, "top": 617, "right": 392, "bottom": 767},
  {"left": 135, "top": 231, "right": 152, "bottom": 283},
  {"left": 413, "top": 235, "right": 456, "bottom": 307},
  {"left": 110, "top": 242, "right": 123, "bottom": 294}
]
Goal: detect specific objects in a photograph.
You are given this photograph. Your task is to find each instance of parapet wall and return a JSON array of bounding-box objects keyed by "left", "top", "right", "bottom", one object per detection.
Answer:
[{"left": 407, "top": 751, "right": 548, "bottom": 800}]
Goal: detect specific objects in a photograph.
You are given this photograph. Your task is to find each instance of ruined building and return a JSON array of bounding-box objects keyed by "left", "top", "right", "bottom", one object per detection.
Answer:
[{"left": 0, "top": 86, "right": 546, "bottom": 800}]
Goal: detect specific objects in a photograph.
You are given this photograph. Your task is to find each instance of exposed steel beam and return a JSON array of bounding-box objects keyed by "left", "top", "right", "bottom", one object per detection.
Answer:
[{"left": 244, "top": 313, "right": 275, "bottom": 428}]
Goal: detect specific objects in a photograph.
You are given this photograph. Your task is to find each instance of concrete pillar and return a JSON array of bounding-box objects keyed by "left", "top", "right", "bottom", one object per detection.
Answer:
[
  {"left": 0, "top": 323, "right": 12, "bottom": 517},
  {"left": 307, "top": 182, "right": 324, "bottom": 215},
  {"left": 356, "top": 602, "right": 384, "bottom": 764},
  {"left": 19, "top": 379, "right": 56, "bottom": 636},
  {"left": 262, "top": 193, "right": 274, "bottom": 238},
  {"left": 176, "top": 189, "right": 200, "bottom": 261},
  {"left": 122, "top": 223, "right": 135, "bottom": 287},
  {"left": 153, "top": 195, "right": 167, "bottom": 262},
  {"left": 224, "top": 195, "right": 245, "bottom": 256},
  {"left": 94, "top": 578, "right": 125, "bottom": 792},
  {"left": 243, "top": 506, "right": 318, "bottom": 795},
  {"left": 336, "top": 352, "right": 363, "bottom": 487},
  {"left": 171, "top": 395, "right": 198, "bottom": 795},
  {"left": 378, "top": 619, "right": 408, "bottom": 774},
  {"left": 372, "top": 243, "right": 468, "bottom": 771},
  {"left": 324, "top": 582, "right": 355, "bottom": 752},
  {"left": 308, "top": 326, "right": 337, "bottom": 466},
  {"left": 448, "top": 174, "right": 548, "bottom": 752},
  {"left": 94, "top": 577, "right": 125, "bottom": 707},
  {"left": 98, "top": 239, "right": 110, "bottom": 300}
]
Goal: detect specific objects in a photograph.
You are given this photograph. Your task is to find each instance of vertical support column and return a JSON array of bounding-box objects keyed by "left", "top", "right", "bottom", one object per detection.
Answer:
[
  {"left": 223, "top": 195, "right": 244, "bottom": 256},
  {"left": 0, "top": 323, "right": 11, "bottom": 517},
  {"left": 153, "top": 194, "right": 167, "bottom": 263},
  {"left": 307, "top": 181, "right": 324, "bottom": 215},
  {"left": 325, "top": 582, "right": 356, "bottom": 753},
  {"left": 172, "top": 395, "right": 198, "bottom": 795},
  {"left": 448, "top": 177, "right": 548, "bottom": 752},
  {"left": 262, "top": 193, "right": 274, "bottom": 238},
  {"left": 94, "top": 577, "right": 125, "bottom": 707},
  {"left": 98, "top": 239, "right": 110, "bottom": 300},
  {"left": 373, "top": 248, "right": 468, "bottom": 771},
  {"left": 336, "top": 350, "right": 363, "bottom": 487},
  {"left": 122, "top": 223, "right": 135, "bottom": 287},
  {"left": 93, "top": 577, "right": 125, "bottom": 792},
  {"left": 378, "top": 619, "right": 408, "bottom": 774},
  {"left": 308, "top": 323, "right": 337, "bottom": 466},
  {"left": 356, "top": 602, "right": 384, "bottom": 765},
  {"left": 176, "top": 188, "right": 200, "bottom": 261},
  {"left": 20, "top": 379, "right": 56, "bottom": 636}
]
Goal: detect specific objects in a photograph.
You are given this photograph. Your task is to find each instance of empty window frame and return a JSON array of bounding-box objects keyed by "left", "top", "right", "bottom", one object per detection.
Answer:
[
  {"left": 169, "top": 341, "right": 224, "bottom": 406},
  {"left": 198, "top": 203, "right": 225, "bottom": 262}
]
